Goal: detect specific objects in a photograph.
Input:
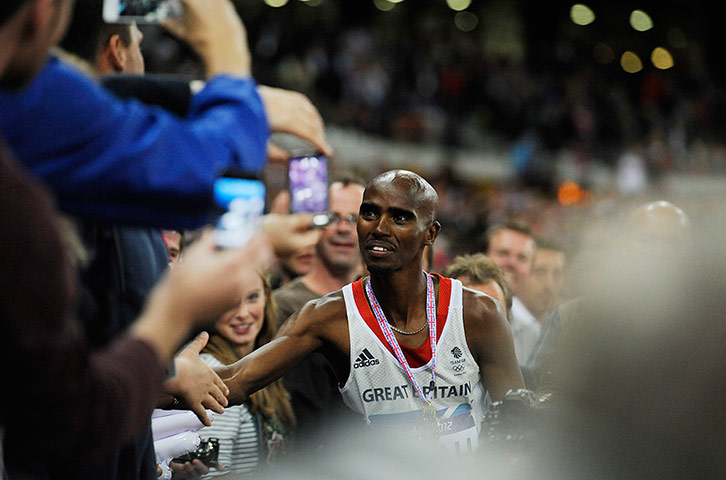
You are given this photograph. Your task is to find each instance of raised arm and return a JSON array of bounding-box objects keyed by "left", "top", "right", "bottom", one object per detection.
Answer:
[
  {"left": 0, "top": 0, "right": 267, "bottom": 229},
  {"left": 463, "top": 289, "right": 525, "bottom": 400},
  {"left": 221, "top": 293, "right": 348, "bottom": 405}
]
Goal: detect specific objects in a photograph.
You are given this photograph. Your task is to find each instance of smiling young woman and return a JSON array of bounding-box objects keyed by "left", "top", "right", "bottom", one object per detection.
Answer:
[{"left": 191, "top": 271, "right": 296, "bottom": 477}]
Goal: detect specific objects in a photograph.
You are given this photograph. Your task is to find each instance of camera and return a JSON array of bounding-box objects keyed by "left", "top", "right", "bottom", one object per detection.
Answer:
[{"left": 172, "top": 437, "right": 220, "bottom": 467}]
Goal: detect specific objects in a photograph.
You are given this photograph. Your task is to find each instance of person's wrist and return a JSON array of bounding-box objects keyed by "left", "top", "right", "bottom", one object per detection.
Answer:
[{"left": 203, "top": 45, "right": 251, "bottom": 78}]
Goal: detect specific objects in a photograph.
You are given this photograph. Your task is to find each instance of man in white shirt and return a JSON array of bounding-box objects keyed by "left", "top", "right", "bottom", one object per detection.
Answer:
[{"left": 484, "top": 221, "right": 539, "bottom": 365}]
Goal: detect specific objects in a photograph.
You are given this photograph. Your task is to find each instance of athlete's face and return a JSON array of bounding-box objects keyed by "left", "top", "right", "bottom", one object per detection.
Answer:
[{"left": 357, "top": 178, "right": 439, "bottom": 274}]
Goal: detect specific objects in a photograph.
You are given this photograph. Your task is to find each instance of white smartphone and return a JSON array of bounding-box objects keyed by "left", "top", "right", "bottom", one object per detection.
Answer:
[
  {"left": 212, "top": 175, "right": 266, "bottom": 249},
  {"left": 102, "top": 0, "right": 182, "bottom": 24}
]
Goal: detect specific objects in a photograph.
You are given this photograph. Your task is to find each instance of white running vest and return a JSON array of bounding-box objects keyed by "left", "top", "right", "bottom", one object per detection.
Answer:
[{"left": 339, "top": 276, "right": 487, "bottom": 454}]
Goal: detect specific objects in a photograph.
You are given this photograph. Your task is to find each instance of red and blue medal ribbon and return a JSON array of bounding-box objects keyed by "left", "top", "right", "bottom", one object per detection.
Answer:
[{"left": 364, "top": 272, "right": 437, "bottom": 403}]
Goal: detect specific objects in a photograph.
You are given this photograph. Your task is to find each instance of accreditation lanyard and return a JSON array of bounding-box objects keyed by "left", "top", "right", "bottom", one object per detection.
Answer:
[{"left": 364, "top": 272, "right": 437, "bottom": 403}]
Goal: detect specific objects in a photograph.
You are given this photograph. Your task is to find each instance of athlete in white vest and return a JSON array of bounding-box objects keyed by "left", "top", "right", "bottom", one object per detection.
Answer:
[{"left": 221, "top": 170, "right": 524, "bottom": 450}]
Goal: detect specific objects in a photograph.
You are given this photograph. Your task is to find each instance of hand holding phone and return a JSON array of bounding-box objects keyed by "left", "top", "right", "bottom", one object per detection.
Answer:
[{"left": 288, "top": 153, "right": 331, "bottom": 227}]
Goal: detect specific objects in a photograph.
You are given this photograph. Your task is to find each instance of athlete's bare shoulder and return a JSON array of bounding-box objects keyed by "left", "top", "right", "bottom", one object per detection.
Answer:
[
  {"left": 276, "top": 288, "right": 349, "bottom": 346},
  {"left": 460, "top": 286, "right": 512, "bottom": 361},
  {"left": 461, "top": 286, "right": 504, "bottom": 324},
  {"left": 300, "top": 289, "right": 346, "bottom": 319}
]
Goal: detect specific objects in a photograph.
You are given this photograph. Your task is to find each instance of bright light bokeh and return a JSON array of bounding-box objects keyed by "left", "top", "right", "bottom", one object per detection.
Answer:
[
  {"left": 630, "top": 10, "right": 653, "bottom": 31},
  {"left": 264, "top": 0, "right": 289, "bottom": 6},
  {"left": 621, "top": 51, "right": 643, "bottom": 73},
  {"left": 455, "top": 11, "right": 478, "bottom": 32},
  {"left": 373, "top": 0, "right": 395, "bottom": 11},
  {"left": 651, "top": 47, "right": 674, "bottom": 69},
  {"left": 570, "top": 4, "right": 595, "bottom": 26},
  {"left": 446, "top": 0, "right": 472, "bottom": 12}
]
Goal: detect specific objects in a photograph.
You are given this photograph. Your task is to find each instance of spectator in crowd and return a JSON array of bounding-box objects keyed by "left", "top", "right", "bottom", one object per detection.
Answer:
[
  {"left": 519, "top": 239, "right": 566, "bottom": 327},
  {"left": 524, "top": 216, "right": 724, "bottom": 480},
  {"left": 1, "top": 0, "right": 326, "bottom": 478},
  {"left": 163, "top": 229, "right": 184, "bottom": 266},
  {"left": 0, "top": 151, "right": 266, "bottom": 467},
  {"left": 484, "top": 221, "right": 540, "bottom": 364},
  {"left": 443, "top": 253, "right": 512, "bottom": 317},
  {"left": 215, "top": 170, "right": 525, "bottom": 453},
  {"left": 0, "top": 0, "right": 332, "bottom": 229},
  {"left": 272, "top": 175, "right": 365, "bottom": 447},
  {"left": 186, "top": 271, "right": 296, "bottom": 479},
  {"left": 526, "top": 200, "right": 691, "bottom": 389}
]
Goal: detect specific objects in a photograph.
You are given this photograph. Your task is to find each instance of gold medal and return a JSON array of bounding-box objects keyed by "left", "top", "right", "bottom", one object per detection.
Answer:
[{"left": 416, "top": 401, "right": 440, "bottom": 442}]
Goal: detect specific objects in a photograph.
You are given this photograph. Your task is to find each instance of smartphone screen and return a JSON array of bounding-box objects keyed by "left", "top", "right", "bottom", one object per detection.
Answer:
[
  {"left": 213, "top": 176, "right": 266, "bottom": 249},
  {"left": 103, "top": 0, "right": 182, "bottom": 23},
  {"left": 288, "top": 154, "right": 329, "bottom": 214}
]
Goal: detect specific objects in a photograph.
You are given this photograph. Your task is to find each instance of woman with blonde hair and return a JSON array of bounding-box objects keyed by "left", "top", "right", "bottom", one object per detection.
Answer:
[{"left": 195, "top": 271, "right": 295, "bottom": 477}]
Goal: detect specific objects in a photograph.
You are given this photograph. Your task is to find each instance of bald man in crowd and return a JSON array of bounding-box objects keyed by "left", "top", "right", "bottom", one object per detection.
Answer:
[{"left": 217, "top": 170, "right": 525, "bottom": 453}]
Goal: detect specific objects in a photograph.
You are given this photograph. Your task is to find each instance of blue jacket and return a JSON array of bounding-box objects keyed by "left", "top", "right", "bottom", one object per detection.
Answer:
[{"left": 0, "top": 57, "right": 269, "bottom": 229}]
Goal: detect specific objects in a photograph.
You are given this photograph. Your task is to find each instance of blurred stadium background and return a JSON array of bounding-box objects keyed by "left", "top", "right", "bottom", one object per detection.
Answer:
[{"left": 139, "top": 0, "right": 725, "bottom": 278}]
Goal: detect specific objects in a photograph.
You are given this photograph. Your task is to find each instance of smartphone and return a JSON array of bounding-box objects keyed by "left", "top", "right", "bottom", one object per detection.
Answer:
[
  {"left": 288, "top": 153, "right": 331, "bottom": 226},
  {"left": 102, "top": 0, "right": 182, "bottom": 24},
  {"left": 213, "top": 174, "right": 266, "bottom": 249}
]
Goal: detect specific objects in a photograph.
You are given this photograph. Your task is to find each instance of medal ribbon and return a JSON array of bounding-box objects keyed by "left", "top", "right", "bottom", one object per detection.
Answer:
[{"left": 364, "top": 272, "right": 437, "bottom": 403}]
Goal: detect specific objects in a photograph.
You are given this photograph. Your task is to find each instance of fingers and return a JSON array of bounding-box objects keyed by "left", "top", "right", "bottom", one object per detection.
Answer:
[
  {"left": 269, "top": 191, "right": 290, "bottom": 214},
  {"left": 266, "top": 142, "right": 290, "bottom": 164},
  {"left": 206, "top": 383, "right": 229, "bottom": 410},
  {"left": 190, "top": 403, "right": 212, "bottom": 427},
  {"left": 202, "top": 392, "right": 225, "bottom": 415},
  {"left": 191, "top": 459, "right": 210, "bottom": 475},
  {"left": 262, "top": 213, "right": 321, "bottom": 257},
  {"left": 160, "top": 17, "right": 186, "bottom": 39},
  {"left": 258, "top": 86, "right": 333, "bottom": 156},
  {"left": 214, "top": 369, "right": 230, "bottom": 397},
  {"left": 186, "top": 331, "right": 210, "bottom": 354}
]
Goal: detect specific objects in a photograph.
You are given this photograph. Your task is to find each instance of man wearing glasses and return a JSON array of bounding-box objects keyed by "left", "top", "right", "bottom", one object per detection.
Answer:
[{"left": 272, "top": 175, "right": 365, "bottom": 448}]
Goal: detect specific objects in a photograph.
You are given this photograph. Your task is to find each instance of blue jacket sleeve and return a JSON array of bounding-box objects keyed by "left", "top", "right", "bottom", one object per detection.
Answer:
[{"left": 0, "top": 57, "right": 269, "bottom": 229}]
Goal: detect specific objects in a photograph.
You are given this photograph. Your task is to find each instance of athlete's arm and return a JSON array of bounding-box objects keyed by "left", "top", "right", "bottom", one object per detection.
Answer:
[
  {"left": 462, "top": 289, "right": 525, "bottom": 400},
  {"left": 219, "top": 293, "right": 348, "bottom": 405}
]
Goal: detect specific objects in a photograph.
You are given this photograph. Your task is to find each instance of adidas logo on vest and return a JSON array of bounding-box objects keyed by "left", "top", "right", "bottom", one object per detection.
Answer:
[{"left": 353, "top": 348, "right": 380, "bottom": 369}]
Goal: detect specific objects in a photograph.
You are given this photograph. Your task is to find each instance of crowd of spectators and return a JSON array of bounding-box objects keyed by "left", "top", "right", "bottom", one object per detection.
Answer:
[
  {"left": 3, "top": 0, "right": 726, "bottom": 479},
  {"left": 144, "top": 1, "right": 726, "bottom": 177}
]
